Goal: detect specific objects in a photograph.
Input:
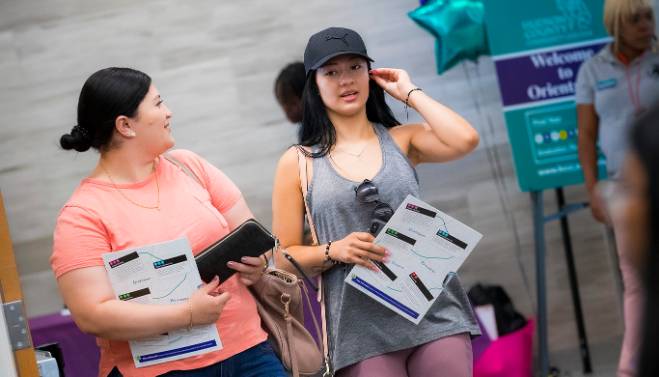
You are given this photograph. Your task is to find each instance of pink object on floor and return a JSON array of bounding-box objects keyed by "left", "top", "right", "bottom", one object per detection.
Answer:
[
  {"left": 472, "top": 312, "right": 492, "bottom": 363},
  {"left": 474, "top": 319, "right": 534, "bottom": 377}
]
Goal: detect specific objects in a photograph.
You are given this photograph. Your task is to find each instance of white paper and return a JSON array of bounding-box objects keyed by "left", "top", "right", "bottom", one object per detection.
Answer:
[
  {"left": 475, "top": 304, "right": 499, "bottom": 340},
  {"left": 102, "top": 238, "right": 222, "bottom": 368},
  {"left": 345, "top": 195, "right": 483, "bottom": 324}
]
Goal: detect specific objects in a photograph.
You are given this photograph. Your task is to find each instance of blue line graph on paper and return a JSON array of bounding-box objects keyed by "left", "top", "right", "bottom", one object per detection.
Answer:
[
  {"left": 138, "top": 251, "right": 164, "bottom": 262},
  {"left": 409, "top": 248, "right": 454, "bottom": 260},
  {"left": 420, "top": 260, "right": 438, "bottom": 273},
  {"left": 437, "top": 215, "right": 449, "bottom": 234},
  {"left": 152, "top": 273, "right": 189, "bottom": 300}
]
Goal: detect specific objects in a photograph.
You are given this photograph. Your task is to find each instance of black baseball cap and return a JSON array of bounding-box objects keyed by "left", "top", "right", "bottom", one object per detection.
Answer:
[{"left": 303, "top": 27, "right": 374, "bottom": 75}]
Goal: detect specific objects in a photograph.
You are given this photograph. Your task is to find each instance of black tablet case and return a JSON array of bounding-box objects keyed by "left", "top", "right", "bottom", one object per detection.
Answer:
[{"left": 195, "top": 219, "right": 275, "bottom": 283}]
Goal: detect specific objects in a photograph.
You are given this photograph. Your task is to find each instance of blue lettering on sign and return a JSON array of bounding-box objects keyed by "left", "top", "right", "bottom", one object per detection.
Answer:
[{"left": 596, "top": 78, "right": 617, "bottom": 91}]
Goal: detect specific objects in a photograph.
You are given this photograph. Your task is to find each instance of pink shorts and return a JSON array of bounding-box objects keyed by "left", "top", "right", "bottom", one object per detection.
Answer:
[{"left": 336, "top": 333, "right": 473, "bottom": 377}]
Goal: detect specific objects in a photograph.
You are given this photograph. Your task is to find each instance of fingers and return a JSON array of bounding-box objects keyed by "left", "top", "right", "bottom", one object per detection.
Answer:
[
  {"left": 227, "top": 258, "right": 266, "bottom": 286},
  {"left": 227, "top": 259, "right": 261, "bottom": 274},
  {"left": 238, "top": 256, "right": 264, "bottom": 267},
  {"left": 202, "top": 275, "right": 220, "bottom": 293},
  {"left": 369, "top": 73, "right": 388, "bottom": 89},
  {"left": 343, "top": 244, "right": 388, "bottom": 272},
  {"left": 369, "top": 68, "right": 398, "bottom": 81},
  {"left": 353, "top": 240, "right": 387, "bottom": 260},
  {"left": 353, "top": 232, "right": 375, "bottom": 242},
  {"left": 213, "top": 291, "right": 231, "bottom": 307},
  {"left": 351, "top": 233, "right": 386, "bottom": 255},
  {"left": 189, "top": 288, "right": 231, "bottom": 326},
  {"left": 343, "top": 252, "right": 378, "bottom": 270},
  {"left": 352, "top": 257, "right": 381, "bottom": 271}
]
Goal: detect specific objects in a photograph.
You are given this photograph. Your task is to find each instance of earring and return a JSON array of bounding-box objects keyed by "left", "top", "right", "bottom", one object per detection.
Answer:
[{"left": 128, "top": 130, "right": 136, "bottom": 137}]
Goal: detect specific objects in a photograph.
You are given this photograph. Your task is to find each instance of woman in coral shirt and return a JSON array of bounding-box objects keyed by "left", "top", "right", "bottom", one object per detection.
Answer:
[{"left": 52, "top": 67, "right": 286, "bottom": 377}]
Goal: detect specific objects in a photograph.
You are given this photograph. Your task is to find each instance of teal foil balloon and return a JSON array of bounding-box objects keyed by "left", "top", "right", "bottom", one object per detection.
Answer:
[{"left": 409, "top": 0, "right": 489, "bottom": 74}]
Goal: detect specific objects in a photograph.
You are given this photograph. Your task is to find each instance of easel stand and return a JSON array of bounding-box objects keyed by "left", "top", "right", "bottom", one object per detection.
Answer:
[{"left": 531, "top": 188, "right": 593, "bottom": 376}]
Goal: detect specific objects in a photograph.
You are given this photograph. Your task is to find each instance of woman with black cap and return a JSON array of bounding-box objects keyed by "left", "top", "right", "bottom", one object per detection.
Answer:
[{"left": 272, "top": 27, "right": 480, "bottom": 377}]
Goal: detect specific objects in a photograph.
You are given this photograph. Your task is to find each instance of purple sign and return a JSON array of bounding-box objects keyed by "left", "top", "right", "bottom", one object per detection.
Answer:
[{"left": 494, "top": 41, "right": 607, "bottom": 107}]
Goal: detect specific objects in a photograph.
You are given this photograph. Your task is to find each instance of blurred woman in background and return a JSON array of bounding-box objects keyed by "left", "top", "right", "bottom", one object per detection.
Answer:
[{"left": 576, "top": 1, "right": 658, "bottom": 375}]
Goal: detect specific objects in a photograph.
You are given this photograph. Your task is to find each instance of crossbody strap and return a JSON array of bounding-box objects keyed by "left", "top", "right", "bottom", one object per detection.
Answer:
[
  {"left": 295, "top": 147, "right": 319, "bottom": 245},
  {"left": 162, "top": 153, "right": 229, "bottom": 231},
  {"left": 162, "top": 153, "right": 204, "bottom": 188},
  {"left": 295, "top": 147, "right": 332, "bottom": 376},
  {"left": 167, "top": 151, "right": 327, "bottom": 373}
]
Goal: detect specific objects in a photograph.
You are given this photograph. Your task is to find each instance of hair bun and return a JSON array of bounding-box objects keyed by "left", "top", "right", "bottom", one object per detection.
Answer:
[{"left": 59, "top": 125, "right": 91, "bottom": 152}]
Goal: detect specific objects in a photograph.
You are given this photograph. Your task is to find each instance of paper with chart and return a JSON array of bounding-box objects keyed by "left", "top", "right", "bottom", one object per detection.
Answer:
[
  {"left": 102, "top": 238, "right": 221, "bottom": 368},
  {"left": 346, "top": 195, "right": 482, "bottom": 324}
]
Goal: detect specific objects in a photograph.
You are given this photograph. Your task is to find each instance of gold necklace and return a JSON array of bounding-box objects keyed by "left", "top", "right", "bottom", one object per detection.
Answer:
[
  {"left": 100, "top": 161, "right": 160, "bottom": 210},
  {"left": 328, "top": 152, "right": 358, "bottom": 178},
  {"left": 334, "top": 141, "right": 369, "bottom": 158}
]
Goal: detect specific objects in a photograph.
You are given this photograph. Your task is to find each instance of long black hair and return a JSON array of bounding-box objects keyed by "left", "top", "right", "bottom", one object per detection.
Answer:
[
  {"left": 298, "top": 61, "right": 400, "bottom": 157},
  {"left": 60, "top": 67, "right": 151, "bottom": 152},
  {"left": 632, "top": 103, "right": 659, "bottom": 377}
]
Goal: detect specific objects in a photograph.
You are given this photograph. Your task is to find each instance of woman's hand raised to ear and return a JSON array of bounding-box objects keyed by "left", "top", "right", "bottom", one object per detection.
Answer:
[{"left": 369, "top": 68, "right": 418, "bottom": 103}]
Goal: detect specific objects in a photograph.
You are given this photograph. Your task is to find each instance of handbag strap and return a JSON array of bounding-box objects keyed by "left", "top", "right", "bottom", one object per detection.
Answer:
[
  {"left": 283, "top": 298, "right": 300, "bottom": 377},
  {"left": 300, "top": 280, "right": 322, "bottom": 349},
  {"left": 168, "top": 151, "right": 323, "bottom": 374},
  {"left": 295, "top": 147, "right": 319, "bottom": 245},
  {"left": 162, "top": 153, "right": 205, "bottom": 188},
  {"left": 295, "top": 147, "right": 332, "bottom": 376},
  {"left": 164, "top": 153, "right": 282, "bottom": 262}
]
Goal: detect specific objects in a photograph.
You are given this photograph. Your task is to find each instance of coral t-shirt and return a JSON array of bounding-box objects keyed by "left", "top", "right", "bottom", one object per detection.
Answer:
[{"left": 51, "top": 149, "right": 267, "bottom": 377}]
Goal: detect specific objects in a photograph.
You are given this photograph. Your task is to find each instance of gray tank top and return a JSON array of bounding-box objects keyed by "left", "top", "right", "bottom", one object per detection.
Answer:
[{"left": 307, "top": 124, "right": 480, "bottom": 371}]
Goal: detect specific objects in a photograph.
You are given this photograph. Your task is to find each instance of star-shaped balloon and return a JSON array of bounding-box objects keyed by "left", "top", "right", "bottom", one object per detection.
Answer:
[{"left": 409, "top": 0, "right": 490, "bottom": 74}]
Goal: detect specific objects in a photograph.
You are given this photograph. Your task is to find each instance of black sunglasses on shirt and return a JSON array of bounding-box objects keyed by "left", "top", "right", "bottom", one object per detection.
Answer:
[{"left": 354, "top": 179, "right": 394, "bottom": 236}]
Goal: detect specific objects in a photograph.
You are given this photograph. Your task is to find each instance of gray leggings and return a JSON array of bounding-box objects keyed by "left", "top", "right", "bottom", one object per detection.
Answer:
[{"left": 336, "top": 333, "right": 473, "bottom": 377}]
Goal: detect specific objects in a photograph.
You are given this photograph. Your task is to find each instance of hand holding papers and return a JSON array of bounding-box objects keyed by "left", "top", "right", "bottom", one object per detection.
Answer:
[
  {"left": 103, "top": 238, "right": 222, "bottom": 368},
  {"left": 346, "top": 195, "right": 482, "bottom": 324}
]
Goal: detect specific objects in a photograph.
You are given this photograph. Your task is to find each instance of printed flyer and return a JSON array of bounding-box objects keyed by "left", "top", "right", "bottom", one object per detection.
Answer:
[
  {"left": 346, "top": 195, "right": 482, "bottom": 324},
  {"left": 102, "top": 238, "right": 221, "bottom": 367}
]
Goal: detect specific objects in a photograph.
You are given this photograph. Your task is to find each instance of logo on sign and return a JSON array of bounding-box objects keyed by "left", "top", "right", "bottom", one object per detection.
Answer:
[{"left": 521, "top": 0, "right": 592, "bottom": 45}]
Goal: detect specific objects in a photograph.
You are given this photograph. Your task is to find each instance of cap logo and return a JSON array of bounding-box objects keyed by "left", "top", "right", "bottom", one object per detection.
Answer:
[{"left": 325, "top": 33, "right": 349, "bottom": 46}]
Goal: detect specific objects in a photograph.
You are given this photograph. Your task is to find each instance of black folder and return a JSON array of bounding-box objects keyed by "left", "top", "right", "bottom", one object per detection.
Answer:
[{"left": 195, "top": 219, "right": 275, "bottom": 283}]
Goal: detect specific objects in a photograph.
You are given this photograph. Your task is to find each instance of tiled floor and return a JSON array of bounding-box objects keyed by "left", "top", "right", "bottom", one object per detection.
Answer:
[{"left": 4, "top": 0, "right": 655, "bottom": 375}]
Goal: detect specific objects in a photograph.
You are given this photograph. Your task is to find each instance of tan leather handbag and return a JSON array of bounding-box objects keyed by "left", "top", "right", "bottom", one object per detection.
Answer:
[
  {"left": 250, "top": 267, "right": 323, "bottom": 377},
  {"left": 163, "top": 153, "right": 324, "bottom": 377}
]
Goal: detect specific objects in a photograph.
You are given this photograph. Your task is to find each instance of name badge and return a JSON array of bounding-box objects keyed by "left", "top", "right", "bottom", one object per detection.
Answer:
[{"left": 596, "top": 78, "right": 617, "bottom": 91}]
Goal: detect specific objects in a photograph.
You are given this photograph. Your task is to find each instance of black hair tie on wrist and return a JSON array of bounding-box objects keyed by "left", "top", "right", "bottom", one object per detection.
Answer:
[{"left": 404, "top": 88, "right": 423, "bottom": 121}]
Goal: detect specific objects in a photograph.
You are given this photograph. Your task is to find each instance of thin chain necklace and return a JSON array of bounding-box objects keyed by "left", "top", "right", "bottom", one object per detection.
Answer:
[
  {"left": 334, "top": 141, "right": 369, "bottom": 158},
  {"left": 328, "top": 152, "right": 367, "bottom": 181},
  {"left": 100, "top": 161, "right": 160, "bottom": 210}
]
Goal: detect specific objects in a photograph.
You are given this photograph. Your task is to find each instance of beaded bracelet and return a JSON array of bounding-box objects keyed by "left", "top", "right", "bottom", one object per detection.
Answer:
[{"left": 324, "top": 241, "right": 338, "bottom": 265}]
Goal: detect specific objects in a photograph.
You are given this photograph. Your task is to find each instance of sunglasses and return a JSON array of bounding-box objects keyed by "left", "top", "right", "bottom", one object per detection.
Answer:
[{"left": 354, "top": 179, "right": 394, "bottom": 236}]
